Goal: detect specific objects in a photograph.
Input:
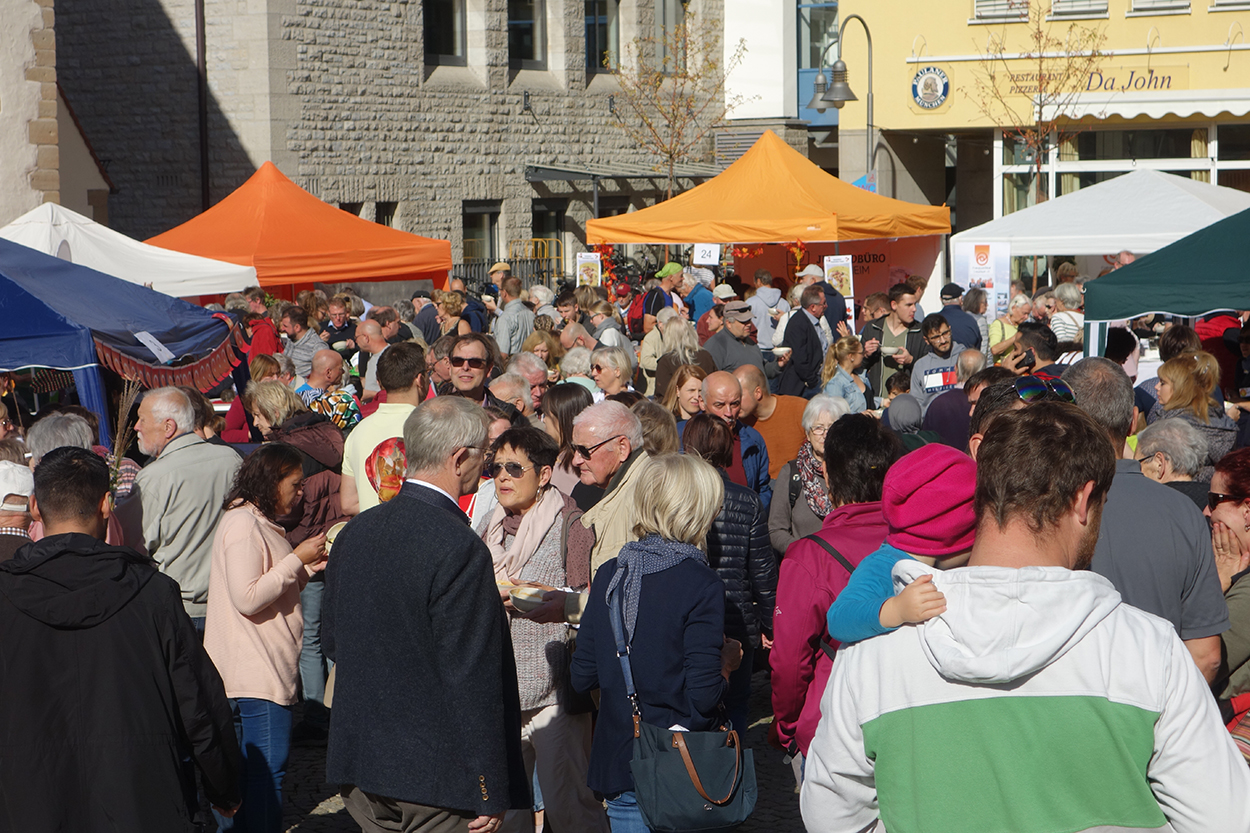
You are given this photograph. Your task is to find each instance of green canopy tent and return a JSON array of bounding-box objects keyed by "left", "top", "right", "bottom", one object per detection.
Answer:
[{"left": 1083, "top": 204, "right": 1250, "bottom": 355}]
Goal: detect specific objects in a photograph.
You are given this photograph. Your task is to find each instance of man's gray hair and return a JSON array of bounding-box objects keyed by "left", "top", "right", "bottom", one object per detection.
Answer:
[
  {"left": 1055, "top": 282, "right": 1082, "bottom": 311},
  {"left": 26, "top": 413, "right": 95, "bottom": 467},
  {"left": 561, "top": 347, "right": 592, "bottom": 377},
  {"left": 1136, "top": 418, "right": 1207, "bottom": 479},
  {"left": 956, "top": 349, "right": 987, "bottom": 383},
  {"left": 490, "top": 373, "right": 531, "bottom": 408},
  {"left": 1062, "top": 357, "right": 1135, "bottom": 442},
  {"left": 274, "top": 353, "right": 297, "bottom": 379},
  {"left": 508, "top": 351, "right": 548, "bottom": 380},
  {"left": 144, "top": 387, "right": 196, "bottom": 436},
  {"left": 573, "top": 400, "right": 644, "bottom": 451},
  {"left": 656, "top": 307, "right": 681, "bottom": 329},
  {"left": 392, "top": 299, "right": 415, "bottom": 322},
  {"left": 224, "top": 293, "right": 249, "bottom": 313},
  {"left": 802, "top": 394, "right": 851, "bottom": 432},
  {"left": 529, "top": 284, "right": 554, "bottom": 307},
  {"left": 404, "top": 396, "right": 490, "bottom": 476}
]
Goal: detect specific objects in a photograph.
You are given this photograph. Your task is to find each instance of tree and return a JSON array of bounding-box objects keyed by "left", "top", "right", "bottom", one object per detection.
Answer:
[
  {"left": 964, "top": 0, "right": 1107, "bottom": 209},
  {"left": 608, "top": 10, "right": 753, "bottom": 200}
]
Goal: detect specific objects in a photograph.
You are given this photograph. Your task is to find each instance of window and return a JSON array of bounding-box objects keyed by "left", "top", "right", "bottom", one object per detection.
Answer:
[
  {"left": 974, "top": 0, "right": 1025, "bottom": 19},
  {"left": 585, "top": 0, "right": 619, "bottom": 73},
  {"left": 1131, "top": 0, "right": 1189, "bottom": 10},
  {"left": 597, "top": 196, "right": 630, "bottom": 217},
  {"left": 656, "top": 0, "right": 689, "bottom": 74},
  {"left": 798, "top": 3, "right": 838, "bottom": 69},
  {"left": 463, "top": 201, "right": 501, "bottom": 261},
  {"left": 339, "top": 202, "right": 363, "bottom": 215},
  {"left": 1050, "top": 0, "right": 1108, "bottom": 14},
  {"left": 424, "top": 0, "right": 466, "bottom": 66},
  {"left": 532, "top": 199, "right": 566, "bottom": 240},
  {"left": 509, "top": 0, "right": 546, "bottom": 70},
  {"left": 375, "top": 201, "right": 397, "bottom": 227},
  {"left": 1073, "top": 129, "right": 1198, "bottom": 161}
]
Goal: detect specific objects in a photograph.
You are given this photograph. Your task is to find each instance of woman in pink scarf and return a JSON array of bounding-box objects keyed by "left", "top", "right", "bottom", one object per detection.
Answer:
[{"left": 480, "top": 426, "right": 607, "bottom": 833}]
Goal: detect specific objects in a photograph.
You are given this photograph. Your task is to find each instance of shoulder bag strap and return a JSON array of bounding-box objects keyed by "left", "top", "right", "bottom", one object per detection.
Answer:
[
  {"left": 788, "top": 462, "right": 803, "bottom": 509},
  {"left": 608, "top": 576, "right": 643, "bottom": 738},
  {"left": 673, "top": 730, "right": 743, "bottom": 806},
  {"left": 801, "top": 534, "right": 856, "bottom": 576}
]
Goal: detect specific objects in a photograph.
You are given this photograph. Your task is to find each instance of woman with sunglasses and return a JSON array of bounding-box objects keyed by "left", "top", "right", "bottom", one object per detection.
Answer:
[
  {"left": 436, "top": 291, "right": 472, "bottom": 337},
  {"left": 590, "top": 346, "right": 634, "bottom": 400},
  {"left": 1203, "top": 449, "right": 1250, "bottom": 732},
  {"left": 479, "top": 427, "right": 609, "bottom": 832},
  {"left": 1149, "top": 352, "right": 1236, "bottom": 482}
]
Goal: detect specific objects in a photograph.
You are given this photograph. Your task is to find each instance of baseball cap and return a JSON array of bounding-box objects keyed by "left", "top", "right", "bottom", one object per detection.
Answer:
[
  {"left": 940, "top": 283, "right": 965, "bottom": 301},
  {"left": 796, "top": 264, "right": 824, "bottom": 280},
  {"left": 656, "top": 262, "right": 683, "bottom": 279},
  {"left": 0, "top": 461, "right": 33, "bottom": 513},
  {"left": 411, "top": 289, "right": 432, "bottom": 301},
  {"left": 712, "top": 284, "right": 738, "bottom": 300},
  {"left": 488, "top": 261, "right": 511, "bottom": 274},
  {"left": 615, "top": 284, "right": 632, "bottom": 298},
  {"left": 722, "top": 301, "right": 753, "bottom": 322}
]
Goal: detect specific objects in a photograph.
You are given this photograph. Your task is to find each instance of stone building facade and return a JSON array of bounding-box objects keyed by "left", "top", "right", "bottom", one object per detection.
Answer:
[
  {"left": 1, "top": 0, "right": 59, "bottom": 226},
  {"left": 55, "top": 0, "right": 727, "bottom": 275}
]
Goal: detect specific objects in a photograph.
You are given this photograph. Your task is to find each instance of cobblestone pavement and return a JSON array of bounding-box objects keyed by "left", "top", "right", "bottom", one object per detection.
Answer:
[{"left": 281, "top": 669, "right": 805, "bottom": 832}]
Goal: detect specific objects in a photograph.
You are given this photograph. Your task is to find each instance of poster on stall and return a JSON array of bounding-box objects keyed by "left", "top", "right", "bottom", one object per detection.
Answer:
[
  {"left": 822, "top": 255, "right": 854, "bottom": 299},
  {"left": 576, "top": 252, "right": 602, "bottom": 287},
  {"left": 693, "top": 244, "right": 721, "bottom": 266},
  {"left": 953, "top": 241, "right": 1011, "bottom": 318}
]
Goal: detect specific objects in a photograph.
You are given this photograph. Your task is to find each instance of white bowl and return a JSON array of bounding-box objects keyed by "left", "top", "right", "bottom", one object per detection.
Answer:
[
  {"left": 509, "top": 586, "right": 546, "bottom": 613},
  {"left": 324, "top": 521, "right": 348, "bottom": 553},
  {"left": 881, "top": 346, "right": 901, "bottom": 356}
]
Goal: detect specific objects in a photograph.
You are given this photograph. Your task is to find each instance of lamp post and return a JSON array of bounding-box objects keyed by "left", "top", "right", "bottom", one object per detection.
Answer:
[{"left": 805, "top": 14, "right": 873, "bottom": 180}]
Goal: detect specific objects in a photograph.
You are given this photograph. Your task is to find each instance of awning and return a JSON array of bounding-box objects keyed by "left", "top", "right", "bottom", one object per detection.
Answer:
[
  {"left": 524, "top": 161, "right": 724, "bottom": 182},
  {"left": 1046, "top": 88, "right": 1250, "bottom": 122}
]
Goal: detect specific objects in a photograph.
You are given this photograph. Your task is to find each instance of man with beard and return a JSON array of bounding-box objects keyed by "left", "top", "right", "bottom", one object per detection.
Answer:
[
  {"left": 910, "top": 314, "right": 968, "bottom": 416},
  {"left": 114, "top": 387, "right": 242, "bottom": 631},
  {"left": 1063, "top": 357, "right": 1228, "bottom": 683},
  {"left": 802, "top": 403, "right": 1250, "bottom": 833}
]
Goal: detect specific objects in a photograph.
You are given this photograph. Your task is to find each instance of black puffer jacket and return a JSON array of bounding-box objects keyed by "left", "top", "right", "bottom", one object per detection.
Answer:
[{"left": 706, "top": 473, "right": 779, "bottom": 646}]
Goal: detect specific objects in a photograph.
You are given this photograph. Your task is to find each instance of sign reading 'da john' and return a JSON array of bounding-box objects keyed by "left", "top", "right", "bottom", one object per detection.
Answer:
[
  {"left": 912, "top": 67, "right": 949, "bottom": 109},
  {"left": 1008, "top": 66, "right": 1188, "bottom": 95}
]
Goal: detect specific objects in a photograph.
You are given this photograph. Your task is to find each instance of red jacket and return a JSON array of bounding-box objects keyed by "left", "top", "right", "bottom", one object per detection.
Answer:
[
  {"left": 248, "top": 317, "right": 282, "bottom": 357},
  {"left": 1195, "top": 313, "right": 1240, "bottom": 393},
  {"left": 769, "top": 501, "right": 887, "bottom": 755}
]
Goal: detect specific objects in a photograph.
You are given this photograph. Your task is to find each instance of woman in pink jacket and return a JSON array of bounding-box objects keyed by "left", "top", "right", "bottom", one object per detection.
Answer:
[
  {"left": 205, "top": 443, "right": 326, "bottom": 833},
  {"left": 769, "top": 414, "right": 900, "bottom": 769}
]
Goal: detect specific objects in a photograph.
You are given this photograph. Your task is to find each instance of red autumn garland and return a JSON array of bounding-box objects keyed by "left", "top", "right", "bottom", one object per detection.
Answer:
[{"left": 730, "top": 244, "right": 764, "bottom": 259}]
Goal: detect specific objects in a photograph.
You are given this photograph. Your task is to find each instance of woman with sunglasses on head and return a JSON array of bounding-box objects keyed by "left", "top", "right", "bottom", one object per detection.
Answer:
[
  {"left": 590, "top": 346, "right": 634, "bottom": 401},
  {"left": 1149, "top": 352, "right": 1236, "bottom": 482},
  {"left": 479, "top": 426, "right": 609, "bottom": 833},
  {"left": 1203, "top": 448, "right": 1250, "bottom": 732}
]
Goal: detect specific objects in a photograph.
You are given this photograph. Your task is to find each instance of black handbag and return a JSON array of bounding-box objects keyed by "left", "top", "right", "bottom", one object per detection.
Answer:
[{"left": 610, "top": 578, "right": 757, "bottom": 832}]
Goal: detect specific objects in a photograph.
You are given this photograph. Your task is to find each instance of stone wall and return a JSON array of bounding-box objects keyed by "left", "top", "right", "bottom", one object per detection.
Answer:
[
  {"left": 55, "top": 0, "right": 725, "bottom": 268},
  {"left": 0, "top": 0, "right": 57, "bottom": 226}
]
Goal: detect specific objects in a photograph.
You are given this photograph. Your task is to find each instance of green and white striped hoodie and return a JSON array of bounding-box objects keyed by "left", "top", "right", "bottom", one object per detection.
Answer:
[{"left": 801, "top": 562, "right": 1250, "bottom": 833}]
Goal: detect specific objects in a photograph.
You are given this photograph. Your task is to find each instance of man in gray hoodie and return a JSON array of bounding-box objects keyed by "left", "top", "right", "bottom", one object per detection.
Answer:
[{"left": 746, "top": 270, "right": 789, "bottom": 360}]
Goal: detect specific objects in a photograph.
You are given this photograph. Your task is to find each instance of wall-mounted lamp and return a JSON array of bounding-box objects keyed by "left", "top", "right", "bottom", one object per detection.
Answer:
[
  {"left": 609, "top": 94, "right": 616, "bottom": 117},
  {"left": 522, "top": 91, "right": 532, "bottom": 113}
]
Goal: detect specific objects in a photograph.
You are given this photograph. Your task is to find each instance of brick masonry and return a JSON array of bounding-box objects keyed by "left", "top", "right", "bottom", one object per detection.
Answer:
[{"left": 55, "top": 0, "right": 736, "bottom": 267}]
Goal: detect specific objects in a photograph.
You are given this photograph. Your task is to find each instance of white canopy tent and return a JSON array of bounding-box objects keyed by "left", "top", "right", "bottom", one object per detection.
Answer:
[
  {"left": 0, "top": 203, "right": 255, "bottom": 297},
  {"left": 949, "top": 169, "right": 1250, "bottom": 257}
]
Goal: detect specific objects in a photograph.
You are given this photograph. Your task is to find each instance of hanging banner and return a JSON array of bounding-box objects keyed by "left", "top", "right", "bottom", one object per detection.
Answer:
[
  {"left": 953, "top": 241, "right": 1012, "bottom": 318},
  {"left": 822, "top": 255, "right": 854, "bottom": 300},
  {"left": 575, "top": 252, "right": 602, "bottom": 287}
]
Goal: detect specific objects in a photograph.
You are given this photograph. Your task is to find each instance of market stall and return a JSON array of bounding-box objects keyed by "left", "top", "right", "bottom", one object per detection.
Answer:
[
  {"left": 147, "top": 161, "right": 453, "bottom": 290},
  {"left": 0, "top": 203, "right": 256, "bottom": 297}
]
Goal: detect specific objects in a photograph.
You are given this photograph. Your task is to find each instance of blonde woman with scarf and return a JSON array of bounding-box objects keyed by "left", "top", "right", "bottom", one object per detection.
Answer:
[{"left": 481, "top": 426, "right": 607, "bottom": 833}]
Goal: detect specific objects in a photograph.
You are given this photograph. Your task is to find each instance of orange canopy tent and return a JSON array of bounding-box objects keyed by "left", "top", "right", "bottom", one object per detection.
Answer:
[
  {"left": 147, "top": 162, "right": 453, "bottom": 288},
  {"left": 585, "top": 130, "right": 950, "bottom": 244}
]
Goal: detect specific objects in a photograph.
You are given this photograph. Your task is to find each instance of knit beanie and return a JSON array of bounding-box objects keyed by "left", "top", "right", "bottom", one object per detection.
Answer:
[{"left": 882, "top": 444, "right": 977, "bottom": 557}]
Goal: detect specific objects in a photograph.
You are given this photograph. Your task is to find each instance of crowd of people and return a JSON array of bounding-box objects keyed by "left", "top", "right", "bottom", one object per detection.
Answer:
[{"left": 3, "top": 256, "right": 1250, "bottom": 833}]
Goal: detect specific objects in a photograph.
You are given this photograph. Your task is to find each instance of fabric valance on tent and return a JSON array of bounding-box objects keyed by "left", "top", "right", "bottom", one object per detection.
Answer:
[{"left": 93, "top": 316, "right": 249, "bottom": 392}]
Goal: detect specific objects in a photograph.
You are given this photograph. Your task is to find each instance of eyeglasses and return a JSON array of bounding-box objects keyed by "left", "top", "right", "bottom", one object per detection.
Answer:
[
  {"left": 926, "top": 328, "right": 952, "bottom": 342},
  {"left": 572, "top": 434, "right": 624, "bottom": 460},
  {"left": 1209, "top": 492, "right": 1249, "bottom": 511},
  {"left": 488, "top": 461, "right": 535, "bottom": 479},
  {"left": 450, "top": 356, "right": 488, "bottom": 369},
  {"left": 1012, "top": 375, "right": 1077, "bottom": 405},
  {"left": 808, "top": 424, "right": 833, "bottom": 437}
]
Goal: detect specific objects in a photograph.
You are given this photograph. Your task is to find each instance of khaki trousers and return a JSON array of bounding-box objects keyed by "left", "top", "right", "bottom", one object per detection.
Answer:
[
  {"left": 342, "top": 785, "right": 476, "bottom": 833},
  {"left": 500, "top": 702, "right": 609, "bottom": 833}
]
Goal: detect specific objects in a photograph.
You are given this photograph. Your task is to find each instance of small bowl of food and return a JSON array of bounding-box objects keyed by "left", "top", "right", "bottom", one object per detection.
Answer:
[
  {"left": 509, "top": 585, "right": 547, "bottom": 613},
  {"left": 880, "top": 346, "right": 901, "bottom": 356},
  {"left": 324, "top": 521, "right": 348, "bottom": 554}
]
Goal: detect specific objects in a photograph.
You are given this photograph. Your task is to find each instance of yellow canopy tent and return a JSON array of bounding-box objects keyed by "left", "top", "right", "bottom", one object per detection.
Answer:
[{"left": 585, "top": 130, "right": 950, "bottom": 244}]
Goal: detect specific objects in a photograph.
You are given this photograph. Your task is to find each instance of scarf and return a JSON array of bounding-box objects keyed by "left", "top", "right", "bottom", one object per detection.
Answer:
[
  {"left": 606, "top": 534, "right": 707, "bottom": 643},
  {"left": 485, "top": 485, "right": 566, "bottom": 584},
  {"left": 796, "top": 440, "right": 834, "bottom": 519}
]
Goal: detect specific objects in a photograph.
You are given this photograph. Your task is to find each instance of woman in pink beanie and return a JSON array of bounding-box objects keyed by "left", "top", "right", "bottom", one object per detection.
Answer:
[{"left": 826, "top": 443, "right": 976, "bottom": 645}]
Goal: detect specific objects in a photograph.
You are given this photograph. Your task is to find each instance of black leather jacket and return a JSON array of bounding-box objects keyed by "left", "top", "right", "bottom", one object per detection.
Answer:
[{"left": 706, "top": 474, "right": 779, "bottom": 646}]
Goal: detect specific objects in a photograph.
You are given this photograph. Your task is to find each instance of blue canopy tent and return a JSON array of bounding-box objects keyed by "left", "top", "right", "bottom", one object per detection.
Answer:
[{"left": 0, "top": 238, "right": 245, "bottom": 446}]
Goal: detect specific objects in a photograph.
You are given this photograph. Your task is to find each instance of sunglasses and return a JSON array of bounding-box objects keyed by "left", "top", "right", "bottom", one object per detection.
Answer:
[
  {"left": 572, "top": 434, "right": 624, "bottom": 460},
  {"left": 1208, "top": 492, "right": 1249, "bottom": 511},
  {"left": 1012, "top": 375, "right": 1076, "bottom": 404},
  {"left": 450, "top": 356, "right": 488, "bottom": 369},
  {"left": 488, "top": 461, "right": 535, "bottom": 479}
]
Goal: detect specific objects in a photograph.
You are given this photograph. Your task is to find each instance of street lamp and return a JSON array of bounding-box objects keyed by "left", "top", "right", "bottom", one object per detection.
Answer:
[{"left": 806, "top": 14, "right": 873, "bottom": 179}]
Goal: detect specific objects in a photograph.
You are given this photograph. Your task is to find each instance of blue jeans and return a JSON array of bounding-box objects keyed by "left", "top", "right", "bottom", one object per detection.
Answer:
[
  {"left": 214, "top": 698, "right": 292, "bottom": 833},
  {"left": 605, "top": 791, "right": 652, "bottom": 833},
  {"left": 724, "top": 643, "right": 754, "bottom": 735},
  {"left": 298, "top": 578, "right": 330, "bottom": 729}
]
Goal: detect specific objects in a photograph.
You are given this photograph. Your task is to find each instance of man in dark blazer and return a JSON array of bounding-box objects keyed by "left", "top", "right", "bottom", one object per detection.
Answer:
[
  {"left": 777, "top": 285, "right": 829, "bottom": 398},
  {"left": 324, "top": 396, "right": 528, "bottom": 833}
]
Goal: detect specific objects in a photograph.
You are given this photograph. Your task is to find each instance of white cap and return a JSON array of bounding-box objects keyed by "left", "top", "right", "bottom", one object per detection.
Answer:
[
  {"left": 0, "top": 460, "right": 33, "bottom": 513},
  {"left": 796, "top": 264, "right": 825, "bottom": 279}
]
